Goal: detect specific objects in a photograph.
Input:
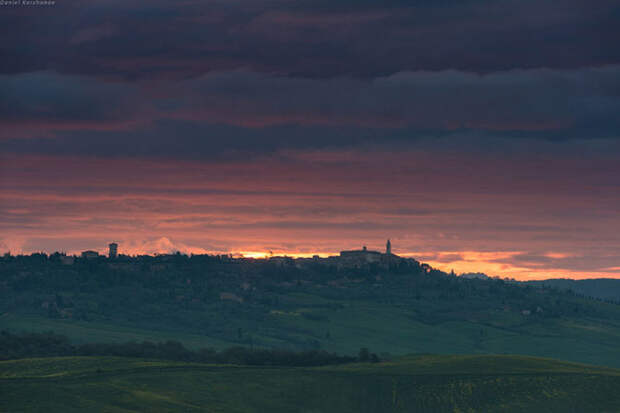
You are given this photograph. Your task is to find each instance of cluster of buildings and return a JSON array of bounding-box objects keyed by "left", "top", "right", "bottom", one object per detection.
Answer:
[
  {"left": 268, "top": 239, "right": 403, "bottom": 269},
  {"left": 338, "top": 239, "right": 393, "bottom": 264},
  {"left": 79, "top": 243, "right": 118, "bottom": 260},
  {"left": 71, "top": 239, "right": 402, "bottom": 269}
]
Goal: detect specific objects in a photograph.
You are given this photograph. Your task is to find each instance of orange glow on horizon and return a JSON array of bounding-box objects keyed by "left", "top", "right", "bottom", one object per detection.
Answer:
[
  {"left": 33, "top": 244, "right": 620, "bottom": 281},
  {"left": 2, "top": 155, "right": 620, "bottom": 282},
  {"left": 235, "top": 251, "right": 335, "bottom": 259}
]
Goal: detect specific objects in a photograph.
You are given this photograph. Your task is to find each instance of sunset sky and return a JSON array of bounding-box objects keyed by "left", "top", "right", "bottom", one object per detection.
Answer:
[{"left": 1, "top": 0, "right": 620, "bottom": 279}]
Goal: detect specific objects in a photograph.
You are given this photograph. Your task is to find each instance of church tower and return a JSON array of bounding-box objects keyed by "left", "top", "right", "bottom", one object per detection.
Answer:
[{"left": 386, "top": 239, "right": 391, "bottom": 255}]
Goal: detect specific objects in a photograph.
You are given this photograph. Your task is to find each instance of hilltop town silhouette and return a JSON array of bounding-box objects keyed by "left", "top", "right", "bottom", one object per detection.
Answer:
[{"left": 30, "top": 239, "right": 421, "bottom": 270}]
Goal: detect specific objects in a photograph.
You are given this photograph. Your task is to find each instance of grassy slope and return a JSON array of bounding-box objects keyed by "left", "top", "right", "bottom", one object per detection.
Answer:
[
  {"left": 4, "top": 294, "right": 620, "bottom": 368},
  {"left": 2, "top": 355, "right": 620, "bottom": 413},
  {"left": 0, "top": 313, "right": 233, "bottom": 349},
  {"left": 286, "top": 299, "right": 620, "bottom": 367}
]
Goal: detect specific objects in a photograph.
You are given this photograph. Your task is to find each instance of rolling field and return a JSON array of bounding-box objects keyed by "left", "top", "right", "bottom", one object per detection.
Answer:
[
  {"left": 5, "top": 298, "right": 620, "bottom": 368},
  {"left": 2, "top": 355, "right": 620, "bottom": 412}
]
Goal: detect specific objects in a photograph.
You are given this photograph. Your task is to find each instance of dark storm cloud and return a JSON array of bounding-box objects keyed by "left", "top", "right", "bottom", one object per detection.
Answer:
[
  {"left": 172, "top": 67, "right": 620, "bottom": 131},
  {"left": 0, "top": 72, "right": 142, "bottom": 124},
  {"left": 2, "top": 65, "right": 619, "bottom": 157},
  {"left": 5, "top": 122, "right": 620, "bottom": 161},
  {"left": 1, "top": 0, "right": 618, "bottom": 79}
]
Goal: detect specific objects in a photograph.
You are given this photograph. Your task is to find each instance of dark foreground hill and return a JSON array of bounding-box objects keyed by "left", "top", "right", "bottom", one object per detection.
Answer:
[
  {"left": 2, "top": 355, "right": 620, "bottom": 412},
  {"left": 2, "top": 253, "right": 620, "bottom": 367}
]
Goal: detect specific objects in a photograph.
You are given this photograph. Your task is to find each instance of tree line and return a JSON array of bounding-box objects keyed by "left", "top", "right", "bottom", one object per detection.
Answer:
[{"left": 0, "top": 330, "right": 379, "bottom": 366}]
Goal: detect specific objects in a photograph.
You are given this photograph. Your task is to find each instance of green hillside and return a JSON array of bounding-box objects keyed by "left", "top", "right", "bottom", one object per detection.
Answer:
[
  {"left": 3, "top": 254, "right": 620, "bottom": 367},
  {"left": 2, "top": 355, "right": 620, "bottom": 412}
]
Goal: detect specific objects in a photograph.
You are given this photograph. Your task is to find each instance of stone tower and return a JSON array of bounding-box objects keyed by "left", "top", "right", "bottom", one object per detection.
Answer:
[
  {"left": 109, "top": 242, "right": 118, "bottom": 258},
  {"left": 386, "top": 239, "right": 391, "bottom": 255}
]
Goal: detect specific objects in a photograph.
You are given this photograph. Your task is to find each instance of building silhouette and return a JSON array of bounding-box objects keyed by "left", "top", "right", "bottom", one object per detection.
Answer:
[
  {"left": 338, "top": 240, "right": 394, "bottom": 266},
  {"left": 109, "top": 243, "right": 118, "bottom": 258},
  {"left": 81, "top": 250, "right": 99, "bottom": 259}
]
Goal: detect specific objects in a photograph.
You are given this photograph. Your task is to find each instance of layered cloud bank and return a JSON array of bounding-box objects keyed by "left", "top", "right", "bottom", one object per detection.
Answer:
[
  {"left": 1, "top": 0, "right": 619, "bottom": 279},
  {"left": 2, "top": 149, "right": 618, "bottom": 279}
]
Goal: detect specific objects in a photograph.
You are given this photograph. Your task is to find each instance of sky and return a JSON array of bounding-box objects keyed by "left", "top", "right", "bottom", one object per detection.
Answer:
[{"left": 1, "top": 0, "right": 620, "bottom": 279}]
